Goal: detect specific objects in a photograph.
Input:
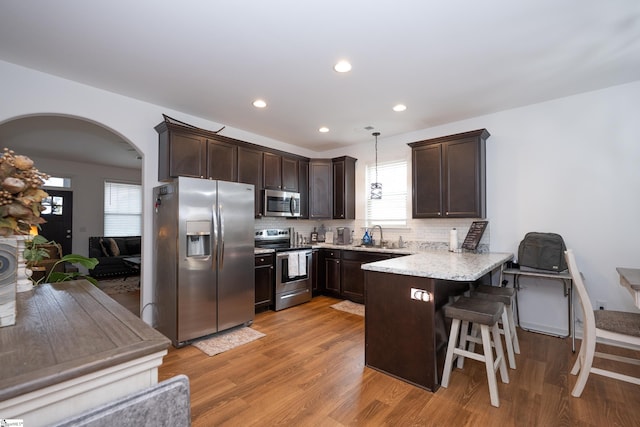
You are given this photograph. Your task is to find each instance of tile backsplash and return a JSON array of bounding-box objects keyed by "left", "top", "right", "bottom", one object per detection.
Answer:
[{"left": 254, "top": 217, "right": 490, "bottom": 252}]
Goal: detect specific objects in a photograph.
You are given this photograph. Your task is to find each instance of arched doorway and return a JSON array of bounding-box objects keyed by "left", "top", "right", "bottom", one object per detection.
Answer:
[{"left": 0, "top": 114, "right": 143, "bottom": 315}]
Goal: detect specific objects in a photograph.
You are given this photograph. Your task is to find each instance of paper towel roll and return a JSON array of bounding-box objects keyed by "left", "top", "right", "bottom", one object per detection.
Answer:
[{"left": 449, "top": 228, "right": 458, "bottom": 252}]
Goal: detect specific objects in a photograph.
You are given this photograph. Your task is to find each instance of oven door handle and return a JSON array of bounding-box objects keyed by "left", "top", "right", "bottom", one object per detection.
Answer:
[{"left": 276, "top": 250, "right": 311, "bottom": 259}]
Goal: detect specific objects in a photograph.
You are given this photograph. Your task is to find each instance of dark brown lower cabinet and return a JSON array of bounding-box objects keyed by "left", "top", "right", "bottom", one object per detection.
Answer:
[
  {"left": 311, "top": 249, "right": 319, "bottom": 293},
  {"left": 322, "top": 250, "right": 342, "bottom": 297},
  {"left": 364, "top": 270, "right": 470, "bottom": 391},
  {"left": 254, "top": 254, "right": 274, "bottom": 311},
  {"left": 320, "top": 249, "right": 405, "bottom": 303},
  {"left": 341, "top": 251, "right": 394, "bottom": 303}
]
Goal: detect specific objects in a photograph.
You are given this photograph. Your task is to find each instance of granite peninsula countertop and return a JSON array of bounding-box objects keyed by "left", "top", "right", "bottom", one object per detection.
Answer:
[{"left": 361, "top": 251, "right": 513, "bottom": 281}]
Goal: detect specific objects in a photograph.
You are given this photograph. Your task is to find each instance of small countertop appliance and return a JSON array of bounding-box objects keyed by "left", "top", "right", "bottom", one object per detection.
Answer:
[{"left": 335, "top": 227, "right": 351, "bottom": 245}]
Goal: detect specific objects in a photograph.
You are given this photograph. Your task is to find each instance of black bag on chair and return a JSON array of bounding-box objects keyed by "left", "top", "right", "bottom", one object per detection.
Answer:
[{"left": 517, "top": 232, "right": 568, "bottom": 272}]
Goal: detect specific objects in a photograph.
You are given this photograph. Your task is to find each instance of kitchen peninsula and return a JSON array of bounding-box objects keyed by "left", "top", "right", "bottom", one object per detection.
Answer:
[
  {"left": 362, "top": 251, "right": 513, "bottom": 391},
  {"left": 0, "top": 280, "right": 171, "bottom": 426}
]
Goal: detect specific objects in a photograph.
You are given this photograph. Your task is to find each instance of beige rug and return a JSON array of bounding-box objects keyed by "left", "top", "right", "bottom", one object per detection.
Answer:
[
  {"left": 97, "top": 276, "right": 140, "bottom": 295},
  {"left": 331, "top": 300, "right": 365, "bottom": 317},
  {"left": 192, "top": 327, "right": 266, "bottom": 356}
]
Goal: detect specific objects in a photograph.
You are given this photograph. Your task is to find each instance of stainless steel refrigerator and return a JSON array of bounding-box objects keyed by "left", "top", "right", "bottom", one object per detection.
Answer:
[{"left": 153, "top": 177, "right": 255, "bottom": 347}]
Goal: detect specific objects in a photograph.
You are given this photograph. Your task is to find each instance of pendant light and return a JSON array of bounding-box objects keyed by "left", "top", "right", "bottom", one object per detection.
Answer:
[{"left": 370, "top": 132, "right": 382, "bottom": 199}]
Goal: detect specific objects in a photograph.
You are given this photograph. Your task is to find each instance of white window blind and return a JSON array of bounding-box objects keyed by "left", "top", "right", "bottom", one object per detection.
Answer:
[
  {"left": 366, "top": 160, "right": 407, "bottom": 226},
  {"left": 104, "top": 181, "right": 142, "bottom": 236}
]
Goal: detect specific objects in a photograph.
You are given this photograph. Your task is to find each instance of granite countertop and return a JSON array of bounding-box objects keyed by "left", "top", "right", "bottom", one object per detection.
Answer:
[
  {"left": 313, "top": 243, "right": 414, "bottom": 255},
  {"left": 361, "top": 251, "right": 514, "bottom": 281},
  {"left": 254, "top": 244, "right": 412, "bottom": 255},
  {"left": 254, "top": 248, "right": 275, "bottom": 255}
]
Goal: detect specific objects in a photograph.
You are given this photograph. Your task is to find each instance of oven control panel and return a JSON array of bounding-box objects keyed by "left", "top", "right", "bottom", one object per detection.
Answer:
[{"left": 255, "top": 228, "right": 290, "bottom": 242}]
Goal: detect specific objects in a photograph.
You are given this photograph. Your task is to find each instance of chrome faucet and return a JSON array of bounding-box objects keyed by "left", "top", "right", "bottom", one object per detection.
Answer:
[{"left": 371, "top": 224, "right": 383, "bottom": 247}]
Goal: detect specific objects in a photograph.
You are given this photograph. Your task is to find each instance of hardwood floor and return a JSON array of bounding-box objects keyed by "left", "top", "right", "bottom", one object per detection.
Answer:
[
  {"left": 108, "top": 289, "right": 140, "bottom": 315},
  {"left": 142, "top": 294, "right": 640, "bottom": 426}
]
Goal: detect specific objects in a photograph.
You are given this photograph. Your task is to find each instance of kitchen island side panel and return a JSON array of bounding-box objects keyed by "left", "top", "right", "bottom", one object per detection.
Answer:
[{"left": 364, "top": 270, "right": 469, "bottom": 391}]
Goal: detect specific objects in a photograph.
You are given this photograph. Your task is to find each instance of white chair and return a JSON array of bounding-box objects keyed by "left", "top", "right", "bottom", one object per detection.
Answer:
[{"left": 565, "top": 249, "right": 640, "bottom": 397}]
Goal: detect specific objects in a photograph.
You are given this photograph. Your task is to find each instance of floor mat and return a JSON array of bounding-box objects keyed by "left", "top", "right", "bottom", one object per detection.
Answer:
[
  {"left": 96, "top": 276, "right": 140, "bottom": 295},
  {"left": 330, "top": 300, "right": 365, "bottom": 317},
  {"left": 192, "top": 326, "right": 266, "bottom": 356}
]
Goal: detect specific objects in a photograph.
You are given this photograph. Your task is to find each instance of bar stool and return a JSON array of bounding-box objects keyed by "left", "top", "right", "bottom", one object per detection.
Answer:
[
  {"left": 472, "top": 284, "right": 520, "bottom": 369},
  {"left": 441, "top": 297, "right": 510, "bottom": 407}
]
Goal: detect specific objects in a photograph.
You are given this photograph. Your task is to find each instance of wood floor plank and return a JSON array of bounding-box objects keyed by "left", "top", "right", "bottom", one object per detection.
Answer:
[{"left": 152, "top": 295, "right": 640, "bottom": 426}]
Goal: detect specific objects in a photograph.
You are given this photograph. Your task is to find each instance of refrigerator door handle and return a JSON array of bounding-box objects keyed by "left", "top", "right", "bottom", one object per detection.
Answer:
[
  {"left": 212, "top": 202, "right": 219, "bottom": 270},
  {"left": 219, "top": 203, "right": 225, "bottom": 270}
]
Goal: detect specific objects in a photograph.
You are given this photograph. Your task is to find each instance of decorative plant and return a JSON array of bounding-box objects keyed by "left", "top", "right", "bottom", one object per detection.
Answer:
[
  {"left": 0, "top": 148, "right": 50, "bottom": 236},
  {"left": 24, "top": 234, "right": 100, "bottom": 286}
]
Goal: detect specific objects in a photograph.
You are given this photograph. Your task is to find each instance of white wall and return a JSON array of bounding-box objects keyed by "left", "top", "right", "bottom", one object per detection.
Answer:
[
  {"left": 0, "top": 60, "right": 312, "bottom": 324},
  {"left": 3, "top": 59, "right": 639, "bottom": 333},
  {"left": 32, "top": 157, "right": 141, "bottom": 257},
  {"left": 334, "top": 81, "right": 640, "bottom": 334}
]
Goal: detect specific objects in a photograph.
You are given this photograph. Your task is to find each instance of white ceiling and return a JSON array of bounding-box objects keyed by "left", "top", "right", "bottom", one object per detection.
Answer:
[{"left": 1, "top": 1, "right": 639, "bottom": 166}]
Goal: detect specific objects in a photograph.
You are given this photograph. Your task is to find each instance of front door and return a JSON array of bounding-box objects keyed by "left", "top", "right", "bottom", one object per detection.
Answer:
[{"left": 39, "top": 190, "right": 73, "bottom": 255}]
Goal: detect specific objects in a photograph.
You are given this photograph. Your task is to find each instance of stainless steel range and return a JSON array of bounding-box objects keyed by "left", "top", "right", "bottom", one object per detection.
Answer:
[{"left": 255, "top": 228, "right": 312, "bottom": 311}]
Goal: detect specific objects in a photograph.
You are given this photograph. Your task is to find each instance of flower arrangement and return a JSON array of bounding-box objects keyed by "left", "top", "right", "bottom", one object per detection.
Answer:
[{"left": 0, "top": 148, "right": 50, "bottom": 236}]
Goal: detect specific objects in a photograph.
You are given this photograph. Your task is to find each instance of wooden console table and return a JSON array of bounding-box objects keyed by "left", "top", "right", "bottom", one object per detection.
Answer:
[
  {"left": 617, "top": 267, "right": 640, "bottom": 309},
  {"left": 0, "top": 280, "right": 170, "bottom": 426},
  {"left": 502, "top": 268, "right": 575, "bottom": 352}
]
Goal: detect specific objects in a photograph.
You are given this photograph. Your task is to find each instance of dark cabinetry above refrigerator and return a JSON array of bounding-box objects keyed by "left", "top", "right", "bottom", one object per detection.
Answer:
[{"left": 155, "top": 118, "right": 355, "bottom": 219}]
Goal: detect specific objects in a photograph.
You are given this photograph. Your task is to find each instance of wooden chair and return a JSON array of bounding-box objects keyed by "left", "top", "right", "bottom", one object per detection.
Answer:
[{"left": 565, "top": 249, "right": 640, "bottom": 397}]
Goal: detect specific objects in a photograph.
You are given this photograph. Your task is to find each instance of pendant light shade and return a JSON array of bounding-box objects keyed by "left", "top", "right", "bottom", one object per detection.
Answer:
[{"left": 370, "top": 132, "right": 382, "bottom": 199}]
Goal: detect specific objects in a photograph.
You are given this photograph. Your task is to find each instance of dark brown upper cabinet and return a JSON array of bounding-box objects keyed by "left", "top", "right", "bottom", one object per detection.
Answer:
[
  {"left": 156, "top": 122, "right": 237, "bottom": 182},
  {"left": 238, "top": 145, "right": 263, "bottom": 217},
  {"left": 207, "top": 137, "right": 238, "bottom": 181},
  {"left": 332, "top": 156, "right": 356, "bottom": 219},
  {"left": 409, "top": 129, "right": 489, "bottom": 218},
  {"left": 309, "top": 159, "right": 332, "bottom": 219},
  {"left": 298, "top": 160, "right": 309, "bottom": 218},
  {"left": 263, "top": 153, "right": 299, "bottom": 192}
]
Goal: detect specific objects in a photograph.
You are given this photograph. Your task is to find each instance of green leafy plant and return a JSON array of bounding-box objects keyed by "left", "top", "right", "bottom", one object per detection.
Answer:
[{"left": 24, "top": 234, "right": 99, "bottom": 286}]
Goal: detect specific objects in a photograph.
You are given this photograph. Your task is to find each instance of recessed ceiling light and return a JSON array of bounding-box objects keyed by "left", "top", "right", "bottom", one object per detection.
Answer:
[
  {"left": 319, "top": 127, "right": 330, "bottom": 133},
  {"left": 252, "top": 99, "right": 267, "bottom": 108},
  {"left": 393, "top": 104, "right": 407, "bottom": 112},
  {"left": 334, "top": 60, "right": 352, "bottom": 73}
]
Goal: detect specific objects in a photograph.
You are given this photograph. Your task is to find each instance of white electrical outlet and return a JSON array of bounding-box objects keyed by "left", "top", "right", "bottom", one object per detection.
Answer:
[
  {"left": 411, "top": 288, "right": 431, "bottom": 302},
  {"left": 596, "top": 300, "right": 607, "bottom": 310}
]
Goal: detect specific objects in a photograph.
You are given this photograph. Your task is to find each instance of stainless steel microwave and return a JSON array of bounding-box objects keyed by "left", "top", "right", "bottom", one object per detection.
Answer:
[{"left": 263, "top": 189, "right": 301, "bottom": 217}]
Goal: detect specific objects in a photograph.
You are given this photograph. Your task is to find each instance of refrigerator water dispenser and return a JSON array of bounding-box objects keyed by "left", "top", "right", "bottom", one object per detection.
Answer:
[{"left": 186, "top": 221, "right": 211, "bottom": 257}]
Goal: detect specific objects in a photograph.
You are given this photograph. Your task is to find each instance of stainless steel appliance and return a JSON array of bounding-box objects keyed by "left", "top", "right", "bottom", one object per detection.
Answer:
[
  {"left": 263, "top": 189, "right": 301, "bottom": 217},
  {"left": 153, "top": 177, "right": 255, "bottom": 347},
  {"left": 336, "top": 227, "right": 351, "bottom": 245},
  {"left": 254, "top": 228, "right": 312, "bottom": 311}
]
